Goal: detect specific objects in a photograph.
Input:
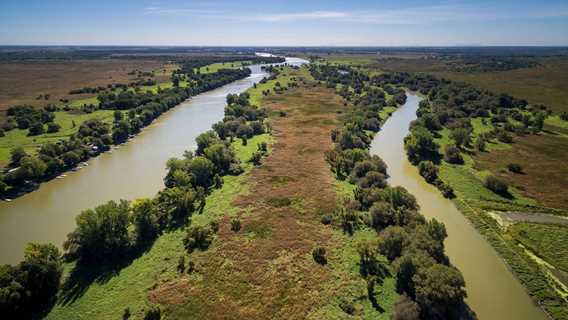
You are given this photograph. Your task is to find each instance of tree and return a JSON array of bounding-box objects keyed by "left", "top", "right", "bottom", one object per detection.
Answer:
[
  {"left": 450, "top": 128, "right": 471, "bottom": 149},
  {"left": 64, "top": 200, "right": 131, "bottom": 261},
  {"left": 113, "top": 110, "right": 124, "bottom": 122},
  {"left": 131, "top": 199, "right": 160, "bottom": 243},
  {"left": 28, "top": 123, "right": 45, "bottom": 136},
  {"left": 369, "top": 201, "right": 396, "bottom": 230},
  {"left": 418, "top": 161, "right": 438, "bottom": 183},
  {"left": 0, "top": 243, "right": 62, "bottom": 317},
  {"left": 443, "top": 145, "right": 463, "bottom": 165},
  {"left": 414, "top": 264, "right": 466, "bottom": 319},
  {"left": 188, "top": 156, "right": 216, "bottom": 189},
  {"left": 46, "top": 122, "right": 61, "bottom": 133},
  {"left": 195, "top": 130, "right": 219, "bottom": 155},
  {"left": 10, "top": 147, "right": 28, "bottom": 166},
  {"left": 378, "top": 226, "right": 409, "bottom": 261},
  {"left": 484, "top": 175, "right": 509, "bottom": 196},
  {"left": 184, "top": 225, "right": 213, "bottom": 252},
  {"left": 17, "top": 156, "right": 47, "bottom": 181},
  {"left": 405, "top": 127, "right": 439, "bottom": 164}
]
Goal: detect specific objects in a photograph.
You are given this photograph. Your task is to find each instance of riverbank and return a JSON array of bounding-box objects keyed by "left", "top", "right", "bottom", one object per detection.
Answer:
[
  {"left": 0, "top": 62, "right": 286, "bottom": 264},
  {"left": 370, "top": 93, "right": 548, "bottom": 320}
]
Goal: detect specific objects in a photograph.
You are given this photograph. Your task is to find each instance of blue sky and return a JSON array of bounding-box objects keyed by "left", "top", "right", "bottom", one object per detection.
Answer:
[{"left": 1, "top": 0, "right": 567, "bottom": 46}]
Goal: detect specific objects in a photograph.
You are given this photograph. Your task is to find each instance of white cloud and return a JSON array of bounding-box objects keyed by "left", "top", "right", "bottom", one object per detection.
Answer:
[{"left": 143, "top": 4, "right": 568, "bottom": 25}]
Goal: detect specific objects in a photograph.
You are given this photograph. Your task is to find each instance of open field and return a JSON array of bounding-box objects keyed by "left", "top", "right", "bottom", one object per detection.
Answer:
[
  {"left": 319, "top": 54, "right": 568, "bottom": 114},
  {"left": 45, "top": 67, "right": 396, "bottom": 319},
  {"left": 0, "top": 110, "right": 114, "bottom": 166},
  {"left": 473, "top": 133, "right": 568, "bottom": 210},
  {"left": 433, "top": 58, "right": 568, "bottom": 114},
  {"left": 153, "top": 71, "right": 395, "bottom": 319},
  {"left": 0, "top": 59, "right": 172, "bottom": 111}
]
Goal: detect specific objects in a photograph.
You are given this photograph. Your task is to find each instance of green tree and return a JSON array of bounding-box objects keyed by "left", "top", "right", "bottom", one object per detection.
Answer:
[
  {"left": 64, "top": 200, "right": 131, "bottom": 261},
  {"left": 414, "top": 264, "right": 466, "bottom": 319}
]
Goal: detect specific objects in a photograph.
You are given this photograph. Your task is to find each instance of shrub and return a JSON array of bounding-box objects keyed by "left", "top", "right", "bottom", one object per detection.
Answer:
[
  {"left": 230, "top": 217, "right": 241, "bottom": 232},
  {"left": 312, "top": 247, "right": 327, "bottom": 265},
  {"left": 177, "top": 256, "right": 185, "bottom": 273},
  {"left": 339, "top": 298, "right": 355, "bottom": 315},
  {"left": 418, "top": 161, "right": 438, "bottom": 183},
  {"left": 320, "top": 214, "right": 333, "bottom": 225},
  {"left": 379, "top": 226, "right": 409, "bottom": 261},
  {"left": 484, "top": 175, "right": 509, "bottom": 196},
  {"left": 46, "top": 122, "right": 61, "bottom": 133},
  {"left": 507, "top": 163, "right": 523, "bottom": 174},
  {"left": 144, "top": 306, "right": 161, "bottom": 320},
  {"left": 443, "top": 145, "right": 464, "bottom": 164},
  {"left": 249, "top": 151, "right": 263, "bottom": 165},
  {"left": 123, "top": 307, "right": 131, "bottom": 320},
  {"left": 183, "top": 225, "right": 213, "bottom": 252}
]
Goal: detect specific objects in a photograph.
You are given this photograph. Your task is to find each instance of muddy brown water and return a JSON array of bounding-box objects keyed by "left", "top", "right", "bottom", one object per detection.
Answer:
[
  {"left": 370, "top": 93, "right": 547, "bottom": 320},
  {"left": 0, "top": 58, "right": 307, "bottom": 264}
]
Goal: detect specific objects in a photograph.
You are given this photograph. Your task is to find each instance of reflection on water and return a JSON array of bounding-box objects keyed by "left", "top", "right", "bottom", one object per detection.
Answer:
[
  {"left": 0, "top": 58, "right": 307, "bottom": 264},
  {"left": 370, "top": 93, "right": 546, "bottom": 320}
]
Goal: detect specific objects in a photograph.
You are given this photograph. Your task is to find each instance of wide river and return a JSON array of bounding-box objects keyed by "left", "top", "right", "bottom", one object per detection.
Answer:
[
  {"left": 0, "top": 57, "right": 307, "bottom": 264},
  {"left": 370, "top": 93, "right": 547, "bottom": 320}
]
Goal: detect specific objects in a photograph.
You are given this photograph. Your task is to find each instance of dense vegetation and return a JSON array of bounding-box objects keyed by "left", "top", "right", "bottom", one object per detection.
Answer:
[
  {"left": 0, "top": 67, "right": 253, "bottom": 198},
  {"left": 311, "top": 64, "right": 470, "bottom": 319},
  {"left": 0, "top": 73, "right": 273, "bottom": 316},
  {"left": 369, "top": 71, "right": 568, "bottom": 318}
]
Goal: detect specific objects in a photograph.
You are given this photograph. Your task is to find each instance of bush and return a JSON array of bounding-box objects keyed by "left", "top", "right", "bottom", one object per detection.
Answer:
[
  {"left": 312, "top": 247, "right": 327, "bottom": 265},
  {"left": 0, "top": 243, "right": 63, "bottom": 317},
  {"left": 46, "top": 122, "right": 61, "bottom": 133},
  {"left": 230, "top": 217, "right": 241, "bottom": 232},
  {"left": 144, "top": 306, "right": 161, "bottom": 320},
  {"left": 443, "top": 145, "right": 463, "bottom": 164},
  {"left": 63, "top": 200, "right": 130, "bottom": 261},
  {"left": 507, "top": 163, "right": 523, "bottom": 174},
  {"left": 484, "top": 175, "right": 509, "bottom": 196},
  {"left": 320, "top": 214, "right": 333, "bottom": 225},
  {"left": 418, "top": 161, "right": 438, "bottom": 183},
  {"left": 184, "top": 225, "right": 213, "bottom": 252}
]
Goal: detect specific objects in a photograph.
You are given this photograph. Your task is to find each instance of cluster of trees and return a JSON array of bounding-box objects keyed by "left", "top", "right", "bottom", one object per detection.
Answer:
[
  {"left": 314, "top": 65, "right": 468, "bottom": 319},
  {"left": 447, "top": 56, "right": 539, "bottom": 73},
  {"left": 374, "top": 72, "right": 546, "bottom": 197},
  {"left": 176, "top": 55, "right": 284, "bottom": 75},
  {"left": 1, "top": 68, "right": 255, "bottom": 198},
  {"left": 69, "top": 86, "right": 106, "bottom": 95},
  {"left": 2, "top": 105, "right": 58, "bottom": 136},
  {"left": 212, "top": 92, "right": 267, "bottom": 143},
  {"left": 0, "top": 243, "right": 62, "bottom": 317}
]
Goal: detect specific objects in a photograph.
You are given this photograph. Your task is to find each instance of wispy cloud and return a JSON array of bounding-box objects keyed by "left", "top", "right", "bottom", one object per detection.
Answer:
[{"left": 143, "top": 4, "right": 568, "bottom": 25}]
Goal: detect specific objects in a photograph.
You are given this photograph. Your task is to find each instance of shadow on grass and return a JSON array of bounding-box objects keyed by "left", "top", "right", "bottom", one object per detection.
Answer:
[{"left": 57, "top": 241, "right": 155, "bottom": 306}]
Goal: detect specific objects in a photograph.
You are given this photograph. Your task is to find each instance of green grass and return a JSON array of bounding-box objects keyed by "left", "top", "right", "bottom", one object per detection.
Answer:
[
  {"left": 69, "top": 96, "right": 100, "bottom": 107},
  {"left": 511, "top": 223, "right": 568, "bottom": 273},
  {"left": 0, "top": 110, "right": 114, "bottom": 167},
  {"left": 248, "top": 66, "right": 309, "bottom": 106},
  {"left": 45, "top": 133, "right": 267, "bottom": 320},
  {"left": 307, "top": 227, "right": 397, "bottom": 319},
  {"left": 231, "top": 134, "right": 272, "bottom": 170},
  {"left": 197, "top": 61, "right": 249, "bottom": 74}
]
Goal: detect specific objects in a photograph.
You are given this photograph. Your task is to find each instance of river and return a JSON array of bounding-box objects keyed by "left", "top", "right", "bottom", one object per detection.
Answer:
[
  {"left": 0, "top": 57, "right": 307, "bottom": 264},
  {"left": 370, "top": 93, "right": 547, "bottom": 320}
]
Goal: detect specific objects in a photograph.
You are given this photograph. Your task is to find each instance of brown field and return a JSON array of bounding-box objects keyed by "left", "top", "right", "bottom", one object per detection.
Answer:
[
  {"left": 321, "top": 54, "right": 568, "bottom": 113},
  {"left": 0, "top": 59, "right": 173, "bottom": 111},
  {"left": 150, "top": 81, "right": 357, "bottom": 319},
  {"left": 433, "top": 58, "right": 568, "bottom": 114},
  {"left": 473, "top": 132, "right": 568, "bottom": 210}
]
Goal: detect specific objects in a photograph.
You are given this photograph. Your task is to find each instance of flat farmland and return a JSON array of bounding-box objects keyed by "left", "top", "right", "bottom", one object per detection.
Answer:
[{"left": 0, "top": 59, "right": 173, "bottom": 111}]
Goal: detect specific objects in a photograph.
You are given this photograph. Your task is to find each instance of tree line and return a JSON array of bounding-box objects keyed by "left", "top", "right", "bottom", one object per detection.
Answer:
[
  {"left": 0, "top": 80, "right": 273, "bottom": 317},
  {"left": 311, "top": 64, "right": 470, "bottom": 320},
  {"left": 0, "top": 68, "right": 253, "bottom": 198},
  {"left": 373, "top": 72, "right": 550, "bottom": 197}
]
